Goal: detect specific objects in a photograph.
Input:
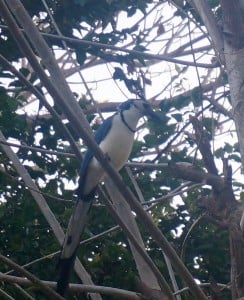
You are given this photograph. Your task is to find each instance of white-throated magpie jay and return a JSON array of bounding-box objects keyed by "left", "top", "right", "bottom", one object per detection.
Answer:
[{"left": 57, "top": 99, "right": 159, "bottom": 295}]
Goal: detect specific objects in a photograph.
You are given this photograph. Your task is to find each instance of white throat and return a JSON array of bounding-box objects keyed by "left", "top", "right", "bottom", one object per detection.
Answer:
[{"left": 120, "top": 107, "right": 142, "bottom": 132}]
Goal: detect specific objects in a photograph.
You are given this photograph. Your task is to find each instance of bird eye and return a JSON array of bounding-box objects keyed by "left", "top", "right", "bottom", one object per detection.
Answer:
[
  {"left": 119, "top": 100, "right": 133, "bottom": 111},
  {"left": 143, "top": 102, "right": 150, "bottom": 109}
]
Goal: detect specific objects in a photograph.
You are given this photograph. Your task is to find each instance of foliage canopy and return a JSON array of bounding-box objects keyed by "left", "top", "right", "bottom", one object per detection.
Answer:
[{"left": 0, "top": 0, "right": 243, "bottom": 299}]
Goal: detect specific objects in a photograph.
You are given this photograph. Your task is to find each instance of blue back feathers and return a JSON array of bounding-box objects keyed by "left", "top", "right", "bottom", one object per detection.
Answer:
[{"left": 76, "top": 115, "right": 113, "bottom": 199}]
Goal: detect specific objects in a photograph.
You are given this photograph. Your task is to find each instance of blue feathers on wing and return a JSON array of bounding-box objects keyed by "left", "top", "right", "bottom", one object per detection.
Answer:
[{"left": 76, "top": 115, "right": 114, "bottom": 199}]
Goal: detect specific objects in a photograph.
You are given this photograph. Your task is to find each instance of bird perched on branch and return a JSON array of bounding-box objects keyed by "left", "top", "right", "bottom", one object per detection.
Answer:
[{"left": 57, "top": 99, "right": 159, "bottom": 296}]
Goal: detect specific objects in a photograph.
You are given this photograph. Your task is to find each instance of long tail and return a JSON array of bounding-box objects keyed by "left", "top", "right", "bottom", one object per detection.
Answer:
[{"left": 56, "top": 199, "right": 92, "bottom": 296}]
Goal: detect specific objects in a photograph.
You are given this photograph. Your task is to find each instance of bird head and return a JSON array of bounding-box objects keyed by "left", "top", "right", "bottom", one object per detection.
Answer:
[{"left": 118, "top": 99, "right": 160, "bottom": 121}]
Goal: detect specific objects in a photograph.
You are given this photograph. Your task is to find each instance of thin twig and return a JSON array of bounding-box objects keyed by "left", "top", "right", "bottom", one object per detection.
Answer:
[
  {"left": 180, "top": 214, "right": 205, "bottom": 261},
  {"left": 0, "top": 288, "right": 14, "bottom": 300},
  {"left": 0, "top": 26, "right": 218, "bottom": 68},
  {"left": 163, "top": 253, "right": 182, "bottom": 300},
  {"left": 5, "top": 225, "right": 120, "bottom": 275},
  {"left": 12, "top": 284, "right": 35, "bottom": 300},
  {"left": 125, "top": 166, "right": 145, "bottom": 203},
  {"left": 0, "top": 139, "right": 75, "bottom": 158}
]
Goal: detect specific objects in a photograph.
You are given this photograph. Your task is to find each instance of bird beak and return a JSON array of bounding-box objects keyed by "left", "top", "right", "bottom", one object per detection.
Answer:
[{"left": 145, "top": 106, "right": 161, "bottom": 122}]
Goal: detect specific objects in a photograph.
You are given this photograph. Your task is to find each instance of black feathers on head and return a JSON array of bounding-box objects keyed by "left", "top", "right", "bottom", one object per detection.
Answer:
[{"left": 118, "top": 99, "right": 145, "bottom": 111}]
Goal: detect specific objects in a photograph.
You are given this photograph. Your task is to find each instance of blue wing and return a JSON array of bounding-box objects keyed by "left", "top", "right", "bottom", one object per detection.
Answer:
[
  {"left": 76, "top": 115, "right": 114, "bottom": 198},
  {"left": 57, "top": 115, "right": 116, "bottom": 295}
]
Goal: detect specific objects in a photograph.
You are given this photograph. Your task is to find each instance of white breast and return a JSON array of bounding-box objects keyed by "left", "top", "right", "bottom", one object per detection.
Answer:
[
  {"left": 82, "top": 115, "right": 135, "bottom": 195},
  {"left": 99, "top": 116, "right": 135, "bottom": 170}
]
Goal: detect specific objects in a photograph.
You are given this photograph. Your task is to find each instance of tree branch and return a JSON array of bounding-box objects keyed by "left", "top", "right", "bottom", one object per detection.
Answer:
[
  {"left": 0, "top": 24, "right": 218, "bottom": 68},
  {"left": 188, "top": 0, "right": 224, "bottom": 61},
  {"left": 0, "top": 129, "right": 99, "bottom": 295},
  {"left": 0, "top": 3, "right": 102, "bottom": 296},
  {"left": 190, "top": 116, "right": 218, "bottom": 176},
  {"left": 128, "top": 162, "right": 225, "bottom": 192},
  {"left": 100, "top": 184, "right": 174, "bottom": 300},
  {"left": 0, "top": 273, "right": 142, "bottom": 300},
  {"left": 0, "top": 255, "right": 64, "bottom": 300},
  {"left": 0, "top": 138, "right": 75, "bottom": 158},
  {"left": 0, "top": 54, "right": 80, "bottom": 159}
]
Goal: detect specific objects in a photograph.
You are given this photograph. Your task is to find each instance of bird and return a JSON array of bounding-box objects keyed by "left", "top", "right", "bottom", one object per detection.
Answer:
[{"left": 56, "top": 99, "right": 159, "bottom": 295}]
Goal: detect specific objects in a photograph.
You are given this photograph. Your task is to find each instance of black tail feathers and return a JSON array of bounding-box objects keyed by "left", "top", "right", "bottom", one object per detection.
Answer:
[{"left": 56, "top": 253, "right": 76, "bottom": 296}]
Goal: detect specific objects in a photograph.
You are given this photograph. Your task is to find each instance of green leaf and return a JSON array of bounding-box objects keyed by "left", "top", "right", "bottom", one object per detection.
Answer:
[
  {"left": 144, "top": 133, "right": 157, "bottom": 145},
  {"left": 171, "top": 113, "right": 182, "bottom": 122},
  {"left": 76, "top": 49, "right": 87, "bottom": 65}
]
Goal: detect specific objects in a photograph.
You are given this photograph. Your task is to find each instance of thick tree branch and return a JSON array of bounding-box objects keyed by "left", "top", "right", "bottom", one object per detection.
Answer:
[
  {"left": 220, "top": 0, "right": 244, "bottom": 49},
  {"left": 220, "top": 2, "right": 244, "bottom": 252},
  {"left": 0, "top": 3, "right": 102, "bottom": 296},
  {"left": 0, "top": 54, "right": 80, "bottom": 159},
  {"left": 0, "top": 131, "right": 65, "bottom": 247},
  {"left": 102, "top": 180, "right": 172, "bottom": 299},
  {"left": 188, "top": 0, "right": 224, "bottom": 61},
  {"left": 100, "top": 183, "right": 174, "bottom": 300},
  {"left": 0, "top": 273, "right": 142, "bottom": 300},
  {"left": 128, "top": 162, "right": 225, "bottom": 191},
  {"left": 219, "top": 0, "right": 244, "bottom": 170},
  {"left": 190, "top": 116, "right": 218, "bottom": 176},
  {"left": 0, "top": 130, "right": 99, "bottom": 295}
]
